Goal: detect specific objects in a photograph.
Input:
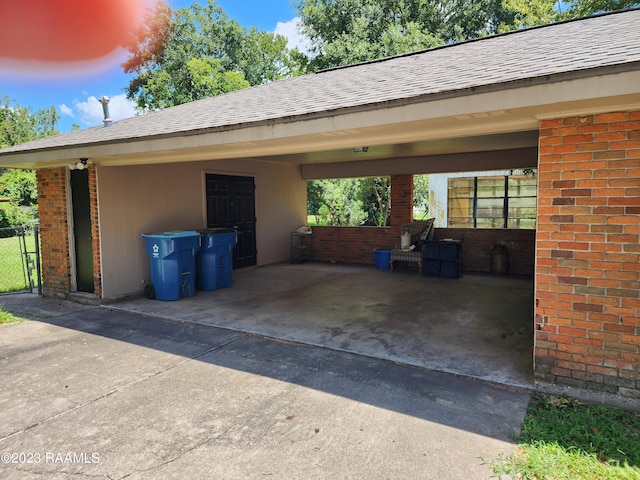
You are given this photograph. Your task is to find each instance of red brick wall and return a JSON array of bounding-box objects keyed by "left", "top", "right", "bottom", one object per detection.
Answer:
[
  {"left": 36, "top": 166, "right": 101, "bottom": 299},
  {"left": 536, "top": 111, "right": 640, "bottom": 398},
  {"left": 391, "top": 174, "right": 413, "bottom": 226},
  {"left": 311, "top": 226, "right": 395, "bottom": 264},
  {"left": 36, "top": 167, "right": 72, "bottom": 297},
  {"left": 311, "top": 226, "right": 535, "bottom": 274},
  {"left": 433, "top": 228, "right": 535, "bottom": 275}
]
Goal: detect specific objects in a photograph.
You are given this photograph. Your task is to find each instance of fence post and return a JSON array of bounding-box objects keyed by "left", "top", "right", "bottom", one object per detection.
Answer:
[
  {"left": 34, "top": 224, "right": 42, "bottom": 296},
  {"left": 18, "top": 226, "right": 30, "bottom": 290}
]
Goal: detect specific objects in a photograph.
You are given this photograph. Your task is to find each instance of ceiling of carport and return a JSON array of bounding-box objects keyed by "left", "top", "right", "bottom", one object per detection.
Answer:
[{"left": 260, "top": 130, "right": 539, "bottom": 166}]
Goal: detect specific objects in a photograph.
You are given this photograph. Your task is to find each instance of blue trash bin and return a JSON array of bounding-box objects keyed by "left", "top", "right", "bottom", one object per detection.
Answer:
[
  {"left": 374, "top": 248, "right": 391, "bottom": 270},
  {"left": 197, "top": 229, "right": 238, "bottom": 291},
  {"left": 140, "top": 231, "right": 201, "bottom": 301}
]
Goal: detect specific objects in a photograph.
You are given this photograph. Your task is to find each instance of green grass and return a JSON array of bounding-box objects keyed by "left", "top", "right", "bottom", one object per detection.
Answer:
[
  {"left": 491, "top": 393, "right": 640, "bottom": 479},
  {"left": 0, "top": 306, "right": 24, "bottom": 324},
  {"left": 0, "top": 234, "right": 39, "bottom": 293}
]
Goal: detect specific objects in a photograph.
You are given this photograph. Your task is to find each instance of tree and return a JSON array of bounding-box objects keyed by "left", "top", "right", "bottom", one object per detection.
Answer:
[
  {"left": 0, "top": 95, "right": 58, "bottom": 227},
  {"left": 359, "top": 177, "right": 391, "bottom": 226},
  {"left": 500, "top": 0, "right": 639, "bottom": 31},
  {"left": 315, "top": 179, "right": 367, "bottom": 226},
  {"left": 563, "top": 0, "right": 640, "bottom": 17},
  {"left": 295, "top": 0, "right": 513, "bottom": 70},
  {"left": 308, "top": 177, "right": 392, "bottom": 226},
  {"left": 413, "top": 174, "right": 429, "bottom": 217},
  {"left": 307, "top": 180, "right": 325, "bottom": 222},
  {"left": 1, "top": 96, "right": 59, "bottom": 149},
  {"left": 0, "top": 169, "right": 37, "bottom": 206},
  {"left": 121, "top": 0, "right": 173, "bottom": 77},
  {"left": 500, "top": 0, "right": 560, "bottom": 31},
  {"left": 122, "top": 0, "right": 306, "bottom": 110}
]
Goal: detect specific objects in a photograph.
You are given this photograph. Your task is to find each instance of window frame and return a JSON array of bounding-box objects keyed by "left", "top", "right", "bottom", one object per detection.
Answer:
[{"left": 448, "top": 173, "right": 536, "bottom": 229}]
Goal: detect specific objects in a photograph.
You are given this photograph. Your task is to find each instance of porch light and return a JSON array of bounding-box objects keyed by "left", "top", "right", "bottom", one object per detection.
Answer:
[
  {"left": 69, "top": 158, "right": 88, "bottom": 170},
  {"left": 353, "top": 146, "right": 369, "bottom": 153}
]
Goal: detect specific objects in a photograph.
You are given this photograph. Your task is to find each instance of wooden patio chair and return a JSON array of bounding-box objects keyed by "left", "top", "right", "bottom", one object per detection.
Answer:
[{"left": 389, "top": 219, "right": 435, "bottom": 273}]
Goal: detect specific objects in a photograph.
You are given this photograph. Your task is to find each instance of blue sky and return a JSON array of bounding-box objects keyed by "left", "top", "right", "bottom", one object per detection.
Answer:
[{"left": 0, "top": 0, "right": 302, "bottom": 133}]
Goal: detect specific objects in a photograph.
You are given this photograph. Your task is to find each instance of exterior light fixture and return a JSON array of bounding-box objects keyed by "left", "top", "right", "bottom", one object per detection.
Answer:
[
  {"left": 69, "top": 158, "right": 88, "bottom": 170},
  {"left": 353, "top": 146, "right": 369, "bottom": 153}
]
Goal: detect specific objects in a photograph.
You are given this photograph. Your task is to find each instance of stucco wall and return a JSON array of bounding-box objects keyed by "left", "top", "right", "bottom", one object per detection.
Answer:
[{"left": 97, "top": 159, "right": 306, "bottom": 299}]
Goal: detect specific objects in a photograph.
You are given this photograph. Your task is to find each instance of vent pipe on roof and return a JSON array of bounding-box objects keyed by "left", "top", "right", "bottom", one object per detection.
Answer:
[{"left": 99, "top": 96, "right": 112, "bottom": 127}]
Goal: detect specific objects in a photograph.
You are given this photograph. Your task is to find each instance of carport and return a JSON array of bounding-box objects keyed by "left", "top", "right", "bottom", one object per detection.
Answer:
[
  {"left": 110, "top": 263, "right": 535, "bottom": 388},
  {"left": 1, "top": 10, "right": 639, "bottom": 399}
]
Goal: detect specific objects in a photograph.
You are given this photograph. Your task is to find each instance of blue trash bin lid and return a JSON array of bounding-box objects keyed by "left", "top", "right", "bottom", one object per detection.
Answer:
[{"left": 141, "top": 230, "right": 200, "bottom": 238}]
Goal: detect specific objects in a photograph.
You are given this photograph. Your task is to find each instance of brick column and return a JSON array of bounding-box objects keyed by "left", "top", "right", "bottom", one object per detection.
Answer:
[
  {"left": 36, "top": 167, "right": 72, "bottom": 297},
  {"left": 536, "top": 111, "right": 640, "bottom": 398},
  {"left": 390, "top": 174, "right": 413, "bottom": 227},
  {"left": 36, "top": 165, "right": 102, "bottom": 300}
]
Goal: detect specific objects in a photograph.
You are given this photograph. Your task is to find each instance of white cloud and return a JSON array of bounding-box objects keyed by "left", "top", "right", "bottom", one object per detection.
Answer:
[
  {"left": 59, "top": 104, "right": 74, "bottom": 117},
  {"left": 74, "top": 94, "right": 137, "bottom": 126},
  {"left": 274, "top": 17, "right": 312, "bottom": 53},
  {"left": 75, "top": 97, "right": 103, "bottom": 125}
]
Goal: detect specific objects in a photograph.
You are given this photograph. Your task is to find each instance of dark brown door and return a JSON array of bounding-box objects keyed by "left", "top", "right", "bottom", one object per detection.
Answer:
[
  {"left": 206, "top": 174, "right": 256, "bottom": 268},
  {"left": 70, "top": 169, "right": 94, "bottom": 293}
]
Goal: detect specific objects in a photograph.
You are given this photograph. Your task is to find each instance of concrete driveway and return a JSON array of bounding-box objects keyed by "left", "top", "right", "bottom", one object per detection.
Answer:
[{"left": 0, "top": 294, "right": 531, "bottom": 479}]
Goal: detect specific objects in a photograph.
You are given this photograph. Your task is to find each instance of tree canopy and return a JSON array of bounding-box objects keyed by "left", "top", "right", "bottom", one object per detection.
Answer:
[
  {"left": 0, "top": 95, "right": 56, "bottom": 227},
  {"left": 0, "top": 96, "right": 59, "bottom": 149},
  {"left": 122, "top": 0, "right": 306, "bottom": 110},
  {"left": 562, "top": 0, "right": 640, "bottom": 17},
  {"left": 502, "top": 0, "right": 639, "bottom": 30},
  {"left": 0, "top": 166, "right": 39, "bottom": 229}
]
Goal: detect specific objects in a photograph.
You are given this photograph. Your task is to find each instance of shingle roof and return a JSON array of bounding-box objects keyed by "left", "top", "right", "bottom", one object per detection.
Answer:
[{"left": 2, "top": 8, "right": 639, "bottom": 155}]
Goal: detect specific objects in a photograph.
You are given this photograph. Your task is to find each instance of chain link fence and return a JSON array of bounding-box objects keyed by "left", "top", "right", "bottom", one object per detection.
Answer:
[{"left": 0, "top": 226, "right": 41, "bottom": 295}]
